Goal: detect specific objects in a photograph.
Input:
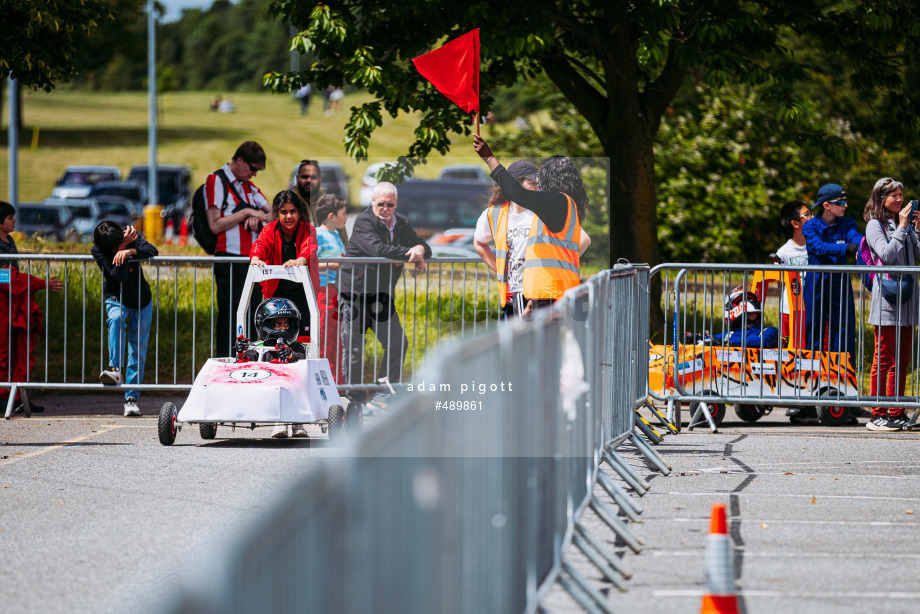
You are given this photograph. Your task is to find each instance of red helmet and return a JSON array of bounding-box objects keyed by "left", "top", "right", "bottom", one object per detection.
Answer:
[{"left": 724, "top": 289, "right": 761, "bottom": 329}]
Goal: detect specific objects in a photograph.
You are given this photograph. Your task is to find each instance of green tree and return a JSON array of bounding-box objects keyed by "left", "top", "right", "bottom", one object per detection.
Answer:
[
  {"left": 265, "top": 0, "right": 920, "bottom": 269},
  {"left": 1, "top": 0, "right": 114, "bottom": 91}
]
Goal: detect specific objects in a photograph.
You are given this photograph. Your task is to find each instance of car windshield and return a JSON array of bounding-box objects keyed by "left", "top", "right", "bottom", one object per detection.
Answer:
[
  {"left": 92, "top": 186, "right": 141, "bottom": 200},
  {"left": 128, "top": 169, "right": 182, "bottom": 201},
  {"left": 441, "top": 169, "right": 482, "bottom": 181},
  {"left": 19, "top": 209, "right": 61, "bottom": 225},
  {"left": 99, "top": 202, "right": 131, "bottom": 215},
  {"left": 61, "top": 171, "right": 117, "bottom": 185},
  {"left": 400, "top": 195, "right": 483, "bottom": 228},
  {"left": 67, "top": 206, "right": 94, "bottom": 218}
]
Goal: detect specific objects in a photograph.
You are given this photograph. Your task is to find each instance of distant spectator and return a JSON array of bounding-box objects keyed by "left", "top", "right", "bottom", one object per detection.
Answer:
[
  {"left": 293, "top": 159, "right": 348, "bottom": 248},
  {"left": 0, "top": 201, "right": 64, "bottom": 414},
  {"left": 218, "top": 97, "right": 235, "bottom": 113},
  {"left": 776, "top": 200, "right": 812, "bottom": 344},
  {"left": 327, "top": 87, "right": 344, "bottom": 115},
  {"left": 92, "top": 221, "right": 158, "bottom": 417},
  {"left": 322, "top": 85, "right": 334, "bottom": 113},
  {"left": 210, "top": 95, "right": 221, "bottom": 111},
  {"left": 206, "top": 140, "right": 271, "bottom": 357},
  {"left": 295, "top": 83, "right": 313, "bottom": 116},
  {"left": 314, "top": 194, "right": 348, "bottom": 382}
]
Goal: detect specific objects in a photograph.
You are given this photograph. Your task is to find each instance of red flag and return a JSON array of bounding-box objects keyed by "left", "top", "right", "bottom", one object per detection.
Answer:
[{"left": 412, "top": 29, "right": 480, "bottom": 113}]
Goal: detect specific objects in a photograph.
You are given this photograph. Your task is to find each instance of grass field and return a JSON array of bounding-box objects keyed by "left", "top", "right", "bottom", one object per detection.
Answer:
[{"left": 0, "top": 89, "right": 494, "bottom": 203}]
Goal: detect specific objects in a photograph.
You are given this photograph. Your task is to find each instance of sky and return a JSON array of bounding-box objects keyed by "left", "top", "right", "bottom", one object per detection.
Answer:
[{"left": 158, "top": 0, "right": 216, "bottom": 23}]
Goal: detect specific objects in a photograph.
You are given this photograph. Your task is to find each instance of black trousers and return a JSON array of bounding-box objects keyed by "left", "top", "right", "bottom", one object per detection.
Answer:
[
  {"left": 339, "top": 292, "right": 407, "bottom": 402},
  {"left": 213, "top": 254, "right": 261, "bottom": 357}
]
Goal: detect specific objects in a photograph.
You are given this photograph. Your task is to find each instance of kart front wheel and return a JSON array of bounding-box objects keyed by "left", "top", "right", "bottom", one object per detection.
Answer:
[
  {"left": 689, "top": 393, "right": 725, "bottom": 427},
  {"left": 199, "top": 422, "right": 217, "bottom": 440},
  {"left": 735, "top": 404, "right": 768, "bottom": 423},
  {"left": 818, "top": 389, "right": 850, "bottom": 426},
  {"left": 158, "top": 402, "right": 178, "bottom": 446},
  {"left": 327, "top": 405, "right": 345, "bottom": 442},
  {"left": 345, "top": 403, "right": 363, "bottom": 435}
]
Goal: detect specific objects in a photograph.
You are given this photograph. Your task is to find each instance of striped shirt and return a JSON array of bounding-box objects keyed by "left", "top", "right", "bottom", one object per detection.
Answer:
[{"left": 205, "top": 163, "right": 268, "bottom": 255}]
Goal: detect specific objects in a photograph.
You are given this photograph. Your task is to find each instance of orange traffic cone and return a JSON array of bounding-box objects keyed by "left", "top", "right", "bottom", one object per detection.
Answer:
[
  {"left": 700, "top": 503, "right": 740, "bottom": 614},
  {"left": 164, "top": 218, "right": 175, "bottom": 245},
  {"left": 178, "top": 217, "right": 189, "bottom": 246}
]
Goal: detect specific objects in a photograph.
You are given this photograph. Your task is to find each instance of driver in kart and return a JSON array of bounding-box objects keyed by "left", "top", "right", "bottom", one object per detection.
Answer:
[
  {"left": 235, "top": 298, "right": 308, "bottom": 438},
  {"left": 235, "top": 298, "right": 307, "bottom": 364}
]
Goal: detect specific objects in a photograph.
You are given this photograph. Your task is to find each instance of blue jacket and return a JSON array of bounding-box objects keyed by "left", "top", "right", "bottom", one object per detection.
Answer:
[
  {"left": 803, "top": 215, "right": 862, "bottom": 266},
  {"left": 712, "top": 325, "right": 779, "bottom": 348}
]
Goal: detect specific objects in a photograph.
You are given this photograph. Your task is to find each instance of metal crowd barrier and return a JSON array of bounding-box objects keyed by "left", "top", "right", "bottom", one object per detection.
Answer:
[
  {"left": 0, "top": 253, "right": 500, "bottom": 417},
  {"left": 154, "top": 265, "right": 669, "bottom": 614},
  {"left": 650, "top": 263, "right": 920, "bottom": 430}
]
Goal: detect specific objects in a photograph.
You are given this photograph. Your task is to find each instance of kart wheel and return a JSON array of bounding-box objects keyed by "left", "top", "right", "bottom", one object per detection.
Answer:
[
  {"left": 327, "top": 405, "right": 345, "bottom": 442},
  {"left": 345, "top": 402, "right": 363, "bottom": 435},
  {"left": 158, "top": 402, "right": 178, "bottom": 446},
  {"left": 199, "top": 422, "right": 217, "bottom": 440},
  {"left": 818, "top": 389, "right": 850, "bottom": 426},
  {"left": 689, "top": 393, "right": 725, "bottom": 427},
  {"left": 734, "top": 404, "right": 767, "bottom": 423}
]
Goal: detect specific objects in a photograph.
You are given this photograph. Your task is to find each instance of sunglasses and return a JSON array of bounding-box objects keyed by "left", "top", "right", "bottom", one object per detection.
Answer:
[
  {"left": 827, "top": 198, "right": 847, "bottom": 206},
  {"left": 375, "top": 201, "right": 396, "bottom": 208},
  {"left": 247, "top": 163, "right": 263, "bottom": 173},
  {"left": 299, "top": 174, "right": 320, "bottom": 180},
  {"left": 796, "top": 211, "right": 814, "bottom": 221}
]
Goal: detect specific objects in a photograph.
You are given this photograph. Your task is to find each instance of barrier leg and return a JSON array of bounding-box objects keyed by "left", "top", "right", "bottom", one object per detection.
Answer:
[
  {"left": 629, "top": 430, "right": 671, "bottom": 476},
  {"left": 597, "top": 470, "right": 644, "bottom": 522},
  {"left": 646, "top": 401, "right": 678, "bottom": 435},
  {"left": 591, "top": 496, "right": 643, "bottom": 553},
  {"left": 559, "top": 561, "right": 621, "bottom": 614},
  {"left": 908, "top": 407, "right": 919, "bottom": 429},
  {"left": 573, "top": 525, "right": 629, "bottom": 591},
  {"left": 575, "top": 523, "right": 633, "bottom": 580},
  {"left": 666, "top": 398, "right": 682, "bottom": 433},
  {"left": 3, "top": 384, "right": 16, "bottom": 419},
  {"left": 634, "top": 411, "right": 663, "bottom": 444},
  {"left": 604, "top": 449, "right": 651, "bottom": 492},
  {"left": 687, "top": 401, "right": 718, "bottom": 433}
]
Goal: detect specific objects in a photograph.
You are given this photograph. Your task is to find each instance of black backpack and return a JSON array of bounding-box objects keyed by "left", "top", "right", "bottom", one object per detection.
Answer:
[{"left": 190, "top": 169, "right": 249, "bottom": 255}]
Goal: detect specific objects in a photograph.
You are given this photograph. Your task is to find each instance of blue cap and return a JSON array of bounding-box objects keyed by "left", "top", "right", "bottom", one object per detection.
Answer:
[{"left": 812, "top": 183, "right": 846, "bottom": 209}]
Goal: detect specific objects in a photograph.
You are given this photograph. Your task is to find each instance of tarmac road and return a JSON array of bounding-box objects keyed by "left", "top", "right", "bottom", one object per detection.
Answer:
[
  {"left": 4, "top": 396, "right": 920, "bottom": 614},
  {"left": 0, "top": 393, "right": 340, "bottom": 614},
  {"left": 543, "top": 406, "right": 920, "bottom": 613}
]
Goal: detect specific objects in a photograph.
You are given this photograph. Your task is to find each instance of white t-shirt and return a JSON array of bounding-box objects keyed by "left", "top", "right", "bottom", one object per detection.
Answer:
[
  {"left": 475, "top": 206, "right": 534, "bottom": 294},
  {"left": 775, "top": 239, "right": 808, "bottom": 314}
]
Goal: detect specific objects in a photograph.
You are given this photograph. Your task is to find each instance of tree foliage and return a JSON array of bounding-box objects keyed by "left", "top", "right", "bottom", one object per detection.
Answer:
[
  {"left": 265, "top": 0, "right": 920, "bottom": 269},
  {"left": 1, "top": 0, "right": 114, "bottom": 91}
]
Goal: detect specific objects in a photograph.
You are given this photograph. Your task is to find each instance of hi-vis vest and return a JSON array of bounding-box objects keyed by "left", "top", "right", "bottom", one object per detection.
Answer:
[
  {"left": 488, "top": 195, "right": 582, "bottom": 304},
  {"left": 487, "top": 202, "right": 513, "bottom": 306},
  {"left": 522, "top": 194, "right": 581, "bottom": 300}
]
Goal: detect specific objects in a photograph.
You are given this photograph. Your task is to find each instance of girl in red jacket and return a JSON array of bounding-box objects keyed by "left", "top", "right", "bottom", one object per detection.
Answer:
[{"left": 250, "top": 190, "right": 319, "bottom": 343}]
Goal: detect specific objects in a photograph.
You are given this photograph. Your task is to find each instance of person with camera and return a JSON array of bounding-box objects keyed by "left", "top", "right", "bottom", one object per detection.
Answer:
[
  {"left": 862, "top": 178, "right": 920, "bottom": 431},
  {"left": 205, "top": 140, "right": 271, "bottom": 357}
]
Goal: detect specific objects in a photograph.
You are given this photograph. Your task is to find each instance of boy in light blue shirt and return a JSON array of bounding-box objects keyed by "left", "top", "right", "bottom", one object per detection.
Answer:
[{"left": 315, "top": 194, "right": 348, "bottom": 382}]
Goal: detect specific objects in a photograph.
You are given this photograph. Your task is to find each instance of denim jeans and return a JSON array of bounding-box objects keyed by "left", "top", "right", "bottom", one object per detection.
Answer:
[{"left": 105, "top": 298, "right": 152, "bottom": 401}]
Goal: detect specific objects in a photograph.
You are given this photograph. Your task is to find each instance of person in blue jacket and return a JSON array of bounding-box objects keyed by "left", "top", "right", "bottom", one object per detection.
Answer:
[
  {"left": 711, "top": 289, "right": 778, "bottom": 348},
  {"left": 802, "top": 183, "right": 863, "bottom": 359}
]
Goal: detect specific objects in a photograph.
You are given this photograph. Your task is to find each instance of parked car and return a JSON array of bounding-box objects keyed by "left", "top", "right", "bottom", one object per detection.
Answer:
[
  {"left": 127, "top": 165, "right": 193, "bottom": 227},
  {"left": 88, "top": 181, "right": 147, "bottom": 216},
  {"left": 14, "top": 202, "right": 75, "bottom": 242},
  {"left": 392, "top": 179, "right": 490, "bottom": 238},
  {"left": 95, "top": 196, "right": 140, "bottom": 229},
  {"left": 51, "top": 165, "right": 121, "bottom": 199},
  {"left": 358, "top": 162, "right": 395, "bottom": 207},
  {"left": 428, "top": 228, "right": 479, "bottom": 258},
  {"left": 437, "top": 164, "right": 491, "bottom": 184},
  {"left": 43, "top": 198, "right": 101, "bottom": 242},
  {"left": 288, "top": 161, "right": 352, "bottom": 205}
]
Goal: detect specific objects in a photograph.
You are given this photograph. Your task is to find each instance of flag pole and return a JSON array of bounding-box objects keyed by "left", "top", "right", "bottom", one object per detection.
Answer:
[{"left": 475, "top": 110, "right": 480, "bottom": 136}]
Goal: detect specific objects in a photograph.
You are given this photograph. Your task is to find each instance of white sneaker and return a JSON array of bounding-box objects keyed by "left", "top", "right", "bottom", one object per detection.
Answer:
[
  {"left": 271, "top": 424, "right": 289, "bottom": 439},
  {"left": 123, "top": 398, "right": 140, "bottom": 417},
  {"left": 100, "top": 368, "right": 122, "bottom": 386},
  {"left": 291, "top": 424, "right": 307, "bottom": 438}
]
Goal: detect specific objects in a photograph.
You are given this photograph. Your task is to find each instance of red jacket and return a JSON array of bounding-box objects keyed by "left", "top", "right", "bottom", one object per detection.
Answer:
[
  {"left": 0, "top": 267, "right": 47, "bottom": 333},
  {"left": 249, "top": 220, "right": 320, "bottom": 298}
]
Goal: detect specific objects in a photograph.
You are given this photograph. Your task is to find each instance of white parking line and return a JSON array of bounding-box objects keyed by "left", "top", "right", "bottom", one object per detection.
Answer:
[
  {"left": 656, "top": 491, "right": 920, "bottom": 502},
  {"left": 653, "top": 589, "right": 920, "bottom": 599},
  {"left": 0, "top": 425, "right": 126, "bottom": 465},
  {"left": 652, "top": 550, "right": 920, "bottom": 559},
  {"left": 672, "top": 517, "right": 917, "bottom": 526}
]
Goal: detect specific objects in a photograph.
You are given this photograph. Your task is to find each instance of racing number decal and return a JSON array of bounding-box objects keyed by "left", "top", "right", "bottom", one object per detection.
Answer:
[{"left": 229, "top": 369, "right": 272, "bottom": 382}]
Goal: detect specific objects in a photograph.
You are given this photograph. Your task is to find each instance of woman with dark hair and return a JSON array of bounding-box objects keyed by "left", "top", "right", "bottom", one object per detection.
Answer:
[
  {"left": 250, "top": 190, "right": 319, "bottom": 437},
  {"left": 473, "top": 135, "right": 588, "bottom": 310},
  {"left": 862, "top": 177, "right": 920, "bottom": 431}
]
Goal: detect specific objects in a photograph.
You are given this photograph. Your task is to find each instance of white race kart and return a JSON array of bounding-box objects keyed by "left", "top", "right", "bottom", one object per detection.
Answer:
[{"left": 157, "top": 265, "right": 359, "bottom": 445}]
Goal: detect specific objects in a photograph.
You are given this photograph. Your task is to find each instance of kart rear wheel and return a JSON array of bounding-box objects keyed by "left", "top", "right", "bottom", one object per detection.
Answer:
[
  {"left": 327, "top": 405, "right": 345, "bottom": 442},
  {"left": 199, "top": 422, "right": 217, "bottom": 440},
  {"left": 818, "top": 389, "right": 850, "bottom": 426},
  {"left": 689, "top": 394, "right": 725, "bottom": 427},
  {"left": 345, "top": 403, "right": 363, "bottom": 435},
  {"left": 734, "top": 404, "right": 768, "bottom": 423},
  {"left": 158, "top": 402, "right": 178, "bottom": 446}
]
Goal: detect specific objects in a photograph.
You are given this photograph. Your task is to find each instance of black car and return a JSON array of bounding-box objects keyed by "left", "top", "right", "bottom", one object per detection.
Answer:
[
  {"left": 393, "top": 179, "right": 491, "bottom": 237},
  {"left": 88, "top": 181, "right": 147, "bottom": 216},
  {"left": 15, "top": 203, "right": 75, "bottom": 241},
  {"left": 127, "top": 165, "right": 192, "bottom": 226},
  {"left": 95, "top": 196, "right": 139, "bottom": 229}
]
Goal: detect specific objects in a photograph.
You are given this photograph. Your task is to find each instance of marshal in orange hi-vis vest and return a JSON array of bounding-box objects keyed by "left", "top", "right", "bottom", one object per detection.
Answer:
[
  {"left": 522, "top": 194, "right": 582, "bottom": 300},
  {"left": 487, "top": 202, "right": 512, "bottom": 306}
]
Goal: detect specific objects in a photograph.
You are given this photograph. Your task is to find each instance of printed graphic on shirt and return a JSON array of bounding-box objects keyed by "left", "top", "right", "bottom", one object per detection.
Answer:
[{"left": 504, "top": 210, "right": 533, "bottom": 293}]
